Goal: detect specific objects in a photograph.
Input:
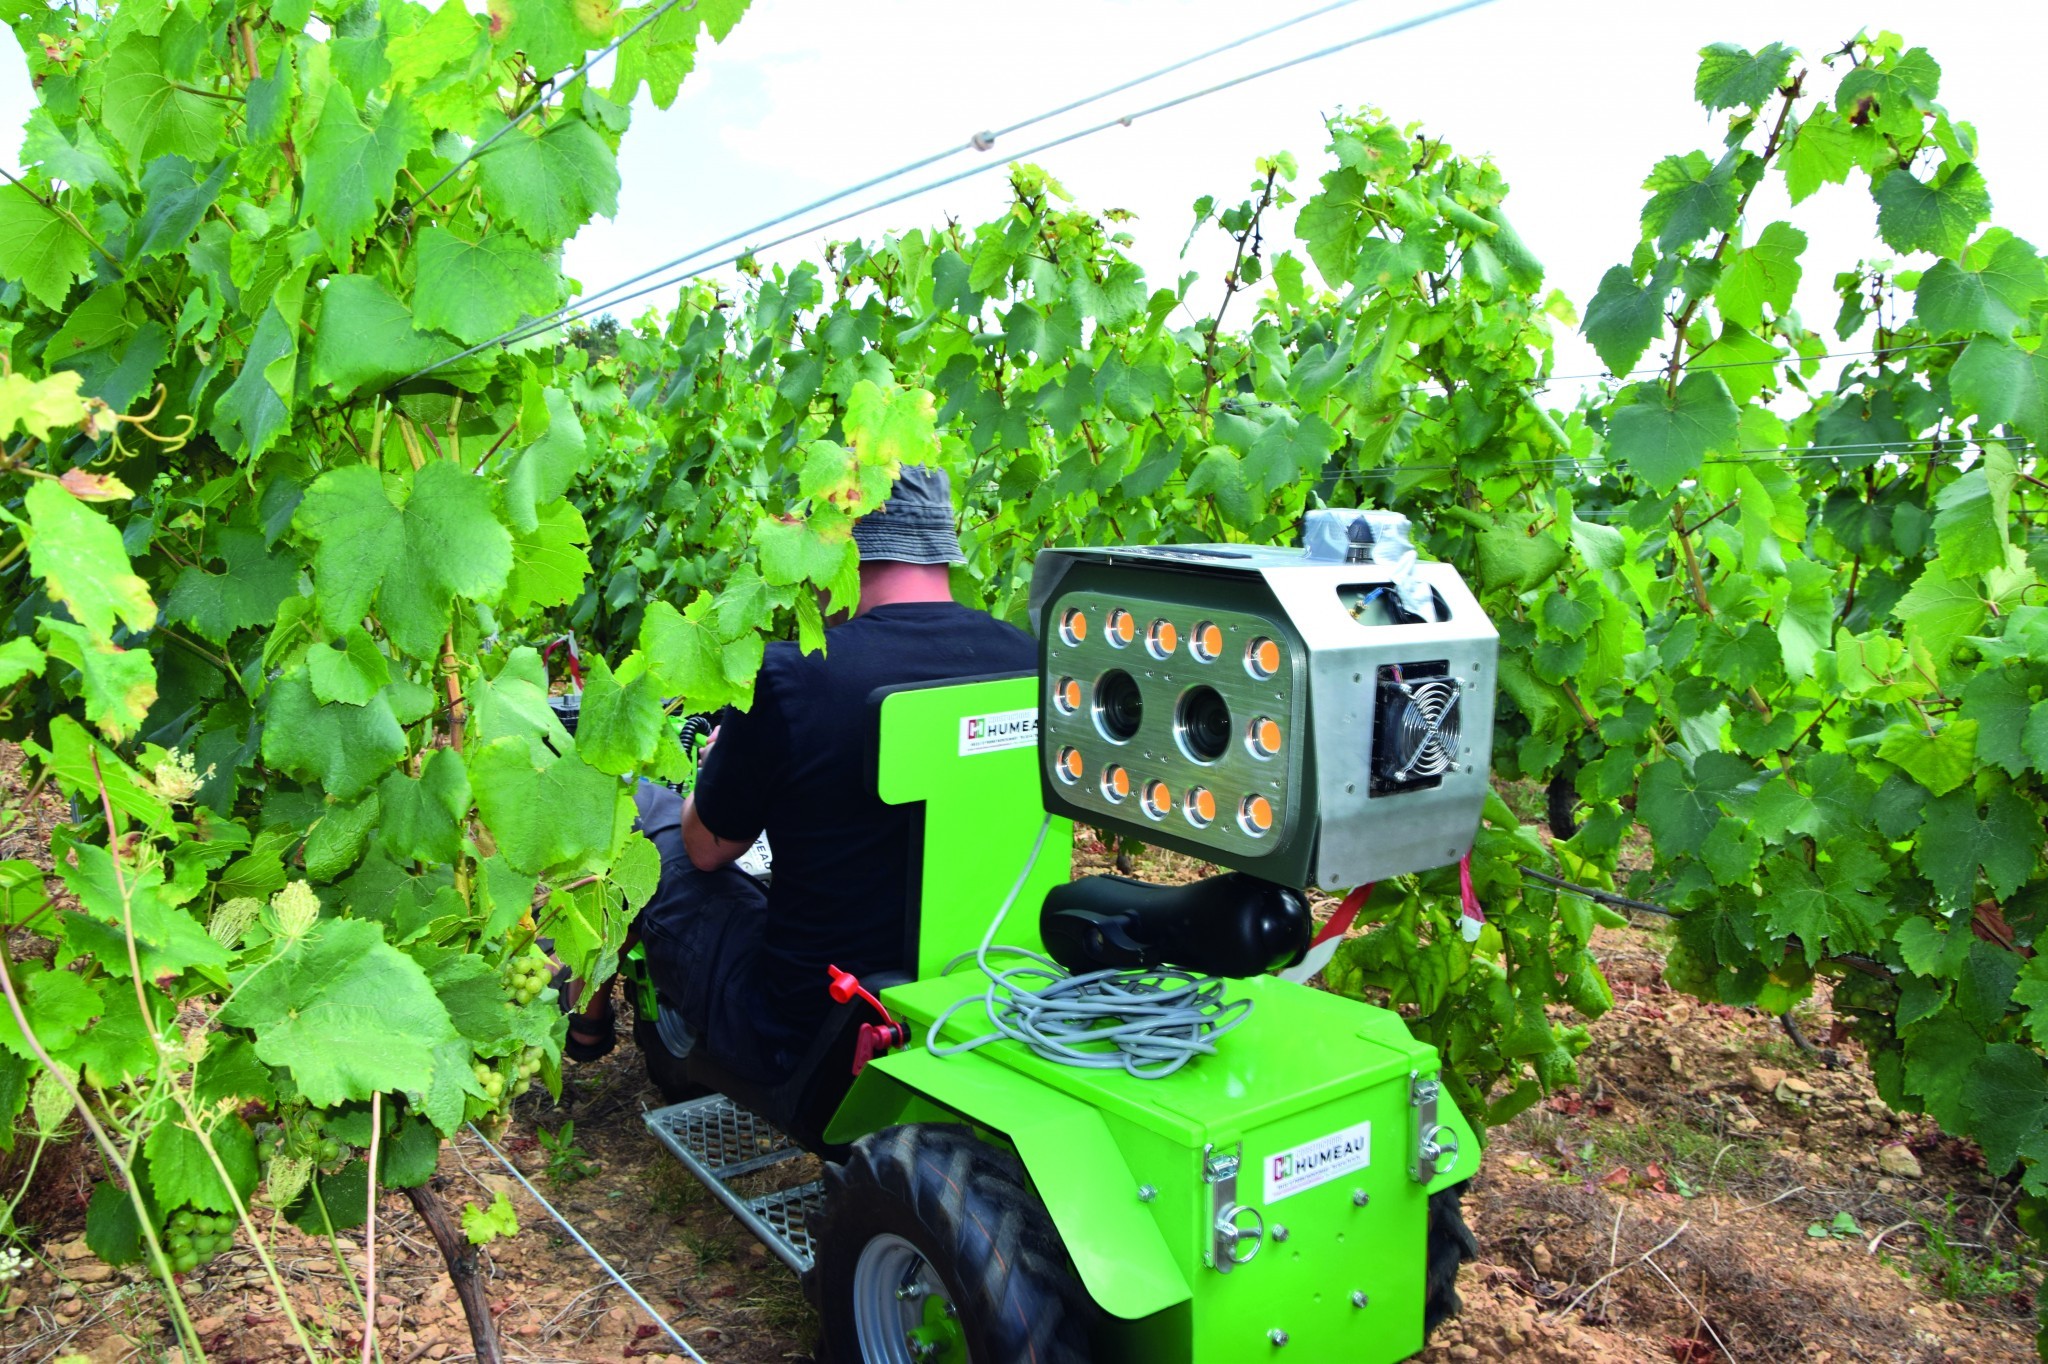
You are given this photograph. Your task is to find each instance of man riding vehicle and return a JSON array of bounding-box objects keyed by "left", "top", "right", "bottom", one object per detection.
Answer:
[{"left": 565, "top": 467, "right": 1036, "bottom": 1077}]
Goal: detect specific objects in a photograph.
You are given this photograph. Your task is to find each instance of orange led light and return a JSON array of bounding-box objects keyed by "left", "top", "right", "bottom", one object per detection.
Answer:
[
  {"left": 1107, "top": 609, "right": 1137, "bottom": 646},
  {"left": 1250, "top": 716, "right": 1283, "bottom": 757},
  {"left": 1142, "top": 779, "right": 1172, "bottom": 820},
  {"left": 1147, "top": 619, "right": 1178, "bottom": 659},
  {"left": 1102, "top": 764, "right": 1131, "bottom": 802},
  {"left": 1192, "top": 622, "right": 1224, "bottom": 662},
  {"left": 1247, "top": 636, "right": 1281, "bottom": 678},
  {"left": 1060, "top": 609, "right": 1088, "bottom": 645},
  {"left": 1057, "top": 746, "right": 1084, "bottom": 783},
  {"left": 1240, "top": 794, "right": 1275, "bottom": 836},
  {"left": 1186, "top": 787, "right": 1216, "bottom": 827},
  {"left": 1055, "top": 677, "right": 1082, "bottom": 713}
]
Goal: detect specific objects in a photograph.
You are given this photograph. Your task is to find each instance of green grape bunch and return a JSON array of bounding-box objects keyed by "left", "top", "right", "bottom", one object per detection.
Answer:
[
  {"left": 502, "top": 947, "right": 553, "bottom": 1007},
  {"left": 163, "top": 1208, "right": 236, "bottom": 1276}
]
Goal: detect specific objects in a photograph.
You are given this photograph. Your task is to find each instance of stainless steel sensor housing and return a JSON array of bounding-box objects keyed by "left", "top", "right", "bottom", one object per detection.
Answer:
[{"left": 1029, "top": 540, "right": 1498, "bottom": 889}]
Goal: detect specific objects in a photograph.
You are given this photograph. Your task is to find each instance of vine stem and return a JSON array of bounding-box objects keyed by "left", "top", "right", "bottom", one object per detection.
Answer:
[
  {"left": 406, "top": 1179, "right": 504, "bottom": 1364},
  {"left": 89, "top": 752, "right": 323, "bottom": 1364},
  {"left": 363, "top": 1090, "right": 382, "bottom": 1364}
]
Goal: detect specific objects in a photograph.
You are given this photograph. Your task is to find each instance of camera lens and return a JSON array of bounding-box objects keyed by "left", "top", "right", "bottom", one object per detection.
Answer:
[
  {"left": 1094, "top": 670, "right": 1144, "bottom": 743},
  {"left": 1175, "top": 685, "right": 1231, "bottom": 763}
]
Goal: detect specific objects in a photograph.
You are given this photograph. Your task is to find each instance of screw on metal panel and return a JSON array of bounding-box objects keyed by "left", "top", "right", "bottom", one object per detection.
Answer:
[
  {"left": 1352, "top": 1189, "right": 1370, "bottom": 1207},
  {"left": 1352, "top": 1291, "right": 1370, "bottom": 1309},
  {"left": 895, "top": 1282, "right": 926, "bottom": 1302},
  {"left": 1137, "top": 1185, "right": 1157, "bottom": 1202},
  {"left": 1269, "top": 1329, "right": 1290, "bottom": 1346},
  {"left": 1271, "top": 1224, "right": 1289, "bottom": 1242}
]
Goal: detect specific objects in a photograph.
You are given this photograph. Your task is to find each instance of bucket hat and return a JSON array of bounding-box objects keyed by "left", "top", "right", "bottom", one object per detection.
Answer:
[{"left": 850, "top": 465, "right": 965, "bottom": 566}]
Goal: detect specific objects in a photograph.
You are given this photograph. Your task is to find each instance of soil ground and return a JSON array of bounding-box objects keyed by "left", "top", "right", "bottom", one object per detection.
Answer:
[{"left": 4, "top": 827, "right": 2039, "bottom": 1363}]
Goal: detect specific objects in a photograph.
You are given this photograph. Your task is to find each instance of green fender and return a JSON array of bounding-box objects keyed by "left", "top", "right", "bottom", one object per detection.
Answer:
[{"left": 826, "top": 1047, "right": 1192, "bottom": 1322}]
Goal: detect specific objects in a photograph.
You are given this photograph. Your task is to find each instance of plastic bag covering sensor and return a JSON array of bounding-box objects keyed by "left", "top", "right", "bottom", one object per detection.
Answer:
[{"left": 1027, "top": 538, "right": 1497, "bottom": 891}]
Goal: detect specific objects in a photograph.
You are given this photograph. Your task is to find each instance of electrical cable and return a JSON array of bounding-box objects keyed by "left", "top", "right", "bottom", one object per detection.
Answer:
[
  {"left": 399, "top": 0, "right": 1505, "bottom": 382},
  {"left": 926, "top": 815, "right": 1256, "bottom": 1079},
  {"left": 466, "top": 1122, "right": 710, "bottom": 1364},
  {"left": 407, "top": 0, "right": 691, "bottom": 212}
]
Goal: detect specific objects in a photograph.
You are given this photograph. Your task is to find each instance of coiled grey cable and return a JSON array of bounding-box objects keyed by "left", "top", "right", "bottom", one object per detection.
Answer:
[{"left": 927, "top": 816, "right": 1256, "bottom": 1079}]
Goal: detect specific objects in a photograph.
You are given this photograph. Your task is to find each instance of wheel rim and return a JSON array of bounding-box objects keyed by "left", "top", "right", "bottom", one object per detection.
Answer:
[{"left": 850, "top": 1232, "right": 968, "bottom": 1363}]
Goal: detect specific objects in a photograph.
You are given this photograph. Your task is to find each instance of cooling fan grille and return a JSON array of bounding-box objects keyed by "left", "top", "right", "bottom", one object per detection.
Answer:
[{"left": 1372, "top": 662, "right": 1460, "bottom": 795}]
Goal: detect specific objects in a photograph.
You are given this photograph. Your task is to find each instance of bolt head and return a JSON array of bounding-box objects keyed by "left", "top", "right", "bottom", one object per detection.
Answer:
[
  {"left": 1271, "top": 1224, "right": 1289, "bottom": 1243},
  {"left": 1352, "top": 1290, "right": 1370, "bottom": 1309},
  {"left": 1352, "top": 1189, "right": 1370, "bottom": 1207},
  {"left": 1269, "top": 1328, "right": 1289, "bottom": 1346},
  {"left": 1137, "top": 1184, "right": 1157, "bottom": 1203}
]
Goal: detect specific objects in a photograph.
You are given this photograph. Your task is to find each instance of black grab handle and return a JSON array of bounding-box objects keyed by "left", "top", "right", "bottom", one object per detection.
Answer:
[{"left": 1040, "top": 872, "right": 1311, "bottom": 978}]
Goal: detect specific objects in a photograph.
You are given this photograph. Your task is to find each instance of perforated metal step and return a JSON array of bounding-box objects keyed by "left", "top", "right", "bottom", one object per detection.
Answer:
[{"left": 645, "top": 1095, "right": 825, "bottom": 1273}]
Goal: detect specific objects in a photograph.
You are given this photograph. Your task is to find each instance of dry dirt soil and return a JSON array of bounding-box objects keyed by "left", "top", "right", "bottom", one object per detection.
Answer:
[{"left": 3, "top": 835, "right": 2038, "bottom": 1364}]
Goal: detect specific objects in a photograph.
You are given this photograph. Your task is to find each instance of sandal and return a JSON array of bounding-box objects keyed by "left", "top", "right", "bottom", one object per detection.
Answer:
[{"left": 555, "top": 965, "right": 617, "bottom": 1062}]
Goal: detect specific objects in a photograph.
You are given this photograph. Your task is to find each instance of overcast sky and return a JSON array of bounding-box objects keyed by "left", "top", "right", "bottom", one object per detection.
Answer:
[{"left": 5, "top": 1, "right": 2044, "bottom": 389}]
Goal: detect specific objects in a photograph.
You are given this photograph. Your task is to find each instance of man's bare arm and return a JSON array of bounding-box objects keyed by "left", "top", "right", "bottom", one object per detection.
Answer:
[{"left": 682, "top": 794, "right": 754, "bottom": 872}]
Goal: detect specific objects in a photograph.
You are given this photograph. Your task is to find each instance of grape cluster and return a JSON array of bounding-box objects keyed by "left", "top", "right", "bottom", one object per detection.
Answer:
[
  {"left": 165, "top": 1208, "right": 234, "bottom": 1274},
  {"left": 471, "top": 1059, "right": 506, "bottom": 1102},
  {"left": 502, "top": 947, "right": 552, "bottom": 1005}
]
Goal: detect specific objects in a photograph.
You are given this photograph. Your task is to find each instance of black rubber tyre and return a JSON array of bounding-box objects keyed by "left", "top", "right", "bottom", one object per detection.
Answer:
[
  {"left": 632, "top": 1016, "right": 707, "bottom": 1104},
  {"left": 808, "top": 1124, "right": 1092, "bottom": 1364},
  {"left": 1424, "top": 1180, "right": 1479, "bottom": 1336},
  {"left": 1546, "top": 771, "right": 1579, "bottom": 840}
]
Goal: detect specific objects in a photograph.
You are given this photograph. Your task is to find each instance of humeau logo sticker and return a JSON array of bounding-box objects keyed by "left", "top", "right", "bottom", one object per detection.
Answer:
[
  {"left": 1264, "top": 1121, "right": 1371, "bottom": 1203},
  {"left": 960, "top": 709, "right": 1037, "bottom": 756}
]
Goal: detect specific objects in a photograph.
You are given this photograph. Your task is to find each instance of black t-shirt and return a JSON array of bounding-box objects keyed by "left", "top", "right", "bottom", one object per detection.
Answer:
[{"left": 691, "top": 601, "right": 1038, "bottom": 1061}]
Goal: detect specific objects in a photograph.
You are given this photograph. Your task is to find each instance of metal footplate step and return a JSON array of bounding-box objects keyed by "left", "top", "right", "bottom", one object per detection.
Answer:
[{"left": 645, "top": 1094, "right": 826, "bottom": 1273}]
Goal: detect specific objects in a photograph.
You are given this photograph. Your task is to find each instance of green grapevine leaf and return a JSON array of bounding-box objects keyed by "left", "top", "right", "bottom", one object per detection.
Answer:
[
  {"left": 219, "top": 917, "right": 460, "bottom": 1106},
  {"left": 22, "top": 480, "right": 155, "bottom": 640},
  {"left": 162, "top": 528, "right": 296, "bottom": 645},
  {"left": 260, "top": 667, "right": 408, "bottom": 801},
  {"left": 133, "top": 154, "right": 231, "bottom": 261},
  {"left": 0, "top": 963, "right": 101, "bottom": 1059},
  {"left": 1641, "top": 150, "right": 1741, "bottom": 252},
  {"left": 1874, "top": 719, "right": 1978, "bottom": 796},
  {"left": 1782, "top": 109, "right": 1855, "bottom": 205},
  {"left": 309, "top": 275, "right": 459, "bottom": 398},
  {"left": 504, "top": 499, "right": 592, "bottom": 616},
  {"left": 1872, "top": 161, "right": 1991, "bottom": 260},
  {"left": 97, "top": 36, "right": 227, "bottom": 169},
  {"left": 1693, "top": 42, "right": 1794, "bottom": 111},
  {"left": 295, "top": 461, "right": 513, "bottom": 660},
  {"left": 461, "top": 1189, "right": 519, "bottom": 1245},
  {"left": 1605, "top": 375, "right": 1739, "bottom": 493},
  {"left": 843, "top": 380, "right": 939, "bottom": 472},
  {"left": 1582, "top": 259, "right": 1676, "bottom": 375},
  {"left": 753, "top": 514, "right": 856, "bottom": 590},
  {"left": 84, "top": 1182, "right": 143, "bottom": 1267},
  {"left": 486, "top": 0, "right": 613, "bottom": 76},
  {"left": 37, "top": 617, "right": 157, "bottom": 741},
  {"left": 378, "top": 748, "right": 472, "bottom": 865},
  {"left": 1914, "top": 233, "right": 2047, "bottom": 338},
  {"left": 465, "top": 737, "right": 621, "bottom": 875},
  {"left": 1963, "top": 1044, "right": 2048, "bottom": 1173},
  {"left": 1949, "top": 337, "right": 2048, "bottom": 445},
  {"left": 1837, "top": 47, "right": 1942, "bottom": 137},
  {"left": 641, "top": 596, "right": 755, "bottom": 711},
  {"left": 210, "top": 267, "right": 309, "bottom": 461},
  {"left": 302, "top": 85, "right": 425, "bottom": 264},
  {"left": 1914, "top": 786, "right": 2041, "bottom": 905},
  {"left": 304, "top": 792, "right": 381, "bottom": 883},
  {"left": 1762, "top": 841, "right": 1888, "bottom": 962},
  {"left": 477, "top": 116, "right": 621, "bottom": 249},
  {"left": 1637, "top": 752, "right": 1752, "bottom": 857},
  {"left": 504, "top": 389, "right": 587, "bottom": 533},
  {"left": 143, "top": 1114, "right": 259, "bottom": 1214},
  {"left": 573, "top": 654, "right": 666, "bottom": 776},
  {"left": 1714, "top": 221, "right": 1805, "bottom": 330},
  {"left": 308, "top": 628, "right": 394, "bottom": 706},
  {"left": 0, "top": 183, "right": 89, "bottom": 310},
  {"left": 410, "top": 226, "right": 562, "bottom": 345}
]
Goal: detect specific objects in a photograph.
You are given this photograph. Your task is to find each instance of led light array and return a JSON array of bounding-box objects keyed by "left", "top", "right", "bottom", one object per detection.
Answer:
[{"left": 1039, "top": 594, "right": 1303, "bottom": 862}]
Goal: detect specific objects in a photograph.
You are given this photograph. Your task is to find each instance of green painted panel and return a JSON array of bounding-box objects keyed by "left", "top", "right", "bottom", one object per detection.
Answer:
[
  {"left": 875, "top": 675, "right": 1072, "bottom": 977},
  {"left": 854, "top": 1047, "right": 1192, "bottom": 1321}
]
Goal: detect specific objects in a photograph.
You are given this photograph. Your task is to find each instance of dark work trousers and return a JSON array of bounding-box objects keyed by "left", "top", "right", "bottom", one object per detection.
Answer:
[{"left": 631, "top": 782, "right": 789, "bottom": 1082}]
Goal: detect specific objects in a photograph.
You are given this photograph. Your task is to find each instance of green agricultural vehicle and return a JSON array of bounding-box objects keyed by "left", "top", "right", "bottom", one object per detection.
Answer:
[{"left": 623, "top": 514, "right": 1497, "bottom": 1363}]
